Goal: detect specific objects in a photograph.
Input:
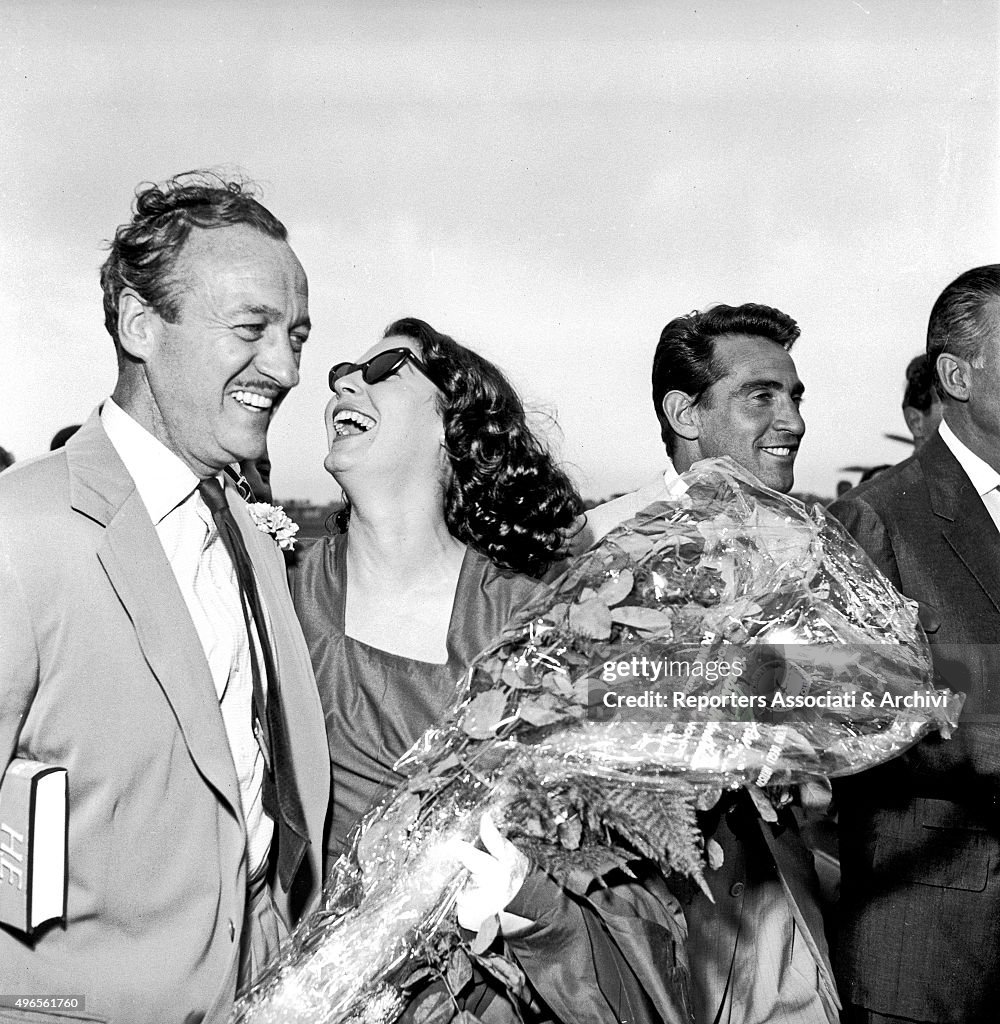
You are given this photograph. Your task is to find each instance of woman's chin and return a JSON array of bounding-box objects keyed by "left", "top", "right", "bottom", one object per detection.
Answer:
[{"left": 323, "top": 449, "right": 352, "bottom": 480}]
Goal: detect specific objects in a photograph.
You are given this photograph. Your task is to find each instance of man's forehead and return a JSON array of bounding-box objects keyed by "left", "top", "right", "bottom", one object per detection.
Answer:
[
  {"left": 175, "top": 225, "right": 308, "bottom": 306},
  {"left": 711, "top": 333, "right": 801, "bottom": 386}
]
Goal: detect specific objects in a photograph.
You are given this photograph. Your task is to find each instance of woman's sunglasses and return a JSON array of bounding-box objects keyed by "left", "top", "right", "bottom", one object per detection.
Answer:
[{"left": 328, "top": 347, "right": 435, "bottom": 391}]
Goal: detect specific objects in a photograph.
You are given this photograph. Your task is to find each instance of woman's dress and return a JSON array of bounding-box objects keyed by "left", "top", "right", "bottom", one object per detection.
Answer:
[
  {"left": 290, "top": 533, "right": 539, "bottom": 859},
  {"left": 290, "top": 533, "right": 690, "bottom": 1024}
]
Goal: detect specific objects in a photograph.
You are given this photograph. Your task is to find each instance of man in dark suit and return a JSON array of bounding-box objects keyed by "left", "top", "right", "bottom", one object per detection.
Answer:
[
  {"left": 829, "top": 265, "right": 1000, "bottom": 1024},
  {"left": 579, "top": 304, "right": 840, "bottom": 1024},
  {"left": 0, "top": 173, "right": 329, "bottom": 1023}
]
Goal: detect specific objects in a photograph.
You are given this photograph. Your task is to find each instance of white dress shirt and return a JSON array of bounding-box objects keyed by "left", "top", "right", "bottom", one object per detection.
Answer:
[
  {"left": 101, "top": 398, "right": 273, "bottom": 874},
  {"left": 572, "top": 460, "right": 688, "bottom": 554},
  {"left": 938, "top": 418, "right": 1000, "bottom": 533}
]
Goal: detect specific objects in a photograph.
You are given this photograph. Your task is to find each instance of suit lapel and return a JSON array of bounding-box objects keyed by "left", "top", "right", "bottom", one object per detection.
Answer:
[
  {"left": 922, "top": 435, "right": 1000, "bottom": 615},
  {"left": 66, "top": 413, "right": 243, "bottom": 819},
  {"left": 227, "top": 491, "right": 311, "bottom": 714}
]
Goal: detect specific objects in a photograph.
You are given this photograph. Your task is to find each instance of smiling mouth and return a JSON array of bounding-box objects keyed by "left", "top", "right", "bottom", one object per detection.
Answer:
[
  {"left": 759, "top": 445, "right": 797, "bottom": 457},
  {"left": 233, "top": 390, "right": 276, "bottom": 412},
  {"left": 332, "top": 409, "right": 377, "bottom": 437}
]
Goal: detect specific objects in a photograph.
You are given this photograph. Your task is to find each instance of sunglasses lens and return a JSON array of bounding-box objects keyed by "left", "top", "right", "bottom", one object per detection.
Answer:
[
  {"left": 329, "top": 362, "right": 355, "bottom": 388},
  {"left": 364, "top": 350, "right": 407, "bottom": 384}
]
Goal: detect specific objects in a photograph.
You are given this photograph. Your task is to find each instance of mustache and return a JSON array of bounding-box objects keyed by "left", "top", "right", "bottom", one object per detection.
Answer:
[{"left": 231, "top": 379, "right": 286, "bottom": 398}]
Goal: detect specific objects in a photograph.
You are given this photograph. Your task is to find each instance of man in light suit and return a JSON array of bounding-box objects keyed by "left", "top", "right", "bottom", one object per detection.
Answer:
[
  {"left": 829, "top": 266, "right": 1000, "bottom": 1024},
  {"left": 0, "top": 173, "right": 329, "bottom": 1023},
  {"left": 577, "top": 304, "right": 840, "bottom": 1024}
]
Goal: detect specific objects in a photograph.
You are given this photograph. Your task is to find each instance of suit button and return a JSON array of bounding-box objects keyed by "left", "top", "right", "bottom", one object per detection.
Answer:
[
  {"left": 730, "top": 882, "right": 745, "bottom": 898},
  {"left": 229, "top": 919, "right": 236, "bottom": 941}
]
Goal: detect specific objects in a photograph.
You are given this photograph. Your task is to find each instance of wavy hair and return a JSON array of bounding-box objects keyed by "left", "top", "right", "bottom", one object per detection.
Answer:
[
  {"left": 652, "top": 303, "right": 800, "bottom": 455},
  {"left": 344, "top": 318, "right": 582, "bottom": 578},
  {"left": 100, "top": 170, "right": 287, "bottom": 347}
]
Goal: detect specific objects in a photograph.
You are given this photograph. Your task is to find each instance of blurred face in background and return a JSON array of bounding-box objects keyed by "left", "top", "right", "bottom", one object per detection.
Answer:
[{"left": 903, "top": 397, "right": 943, "bottom": 448}]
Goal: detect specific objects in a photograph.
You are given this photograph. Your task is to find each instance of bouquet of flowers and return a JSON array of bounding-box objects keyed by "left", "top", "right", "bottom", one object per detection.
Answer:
[{"left": 233, "top": 458, "right": 963, "bottom": 1024}]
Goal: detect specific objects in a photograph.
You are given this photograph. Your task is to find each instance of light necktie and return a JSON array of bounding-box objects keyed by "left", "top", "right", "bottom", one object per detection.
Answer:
[{"left": 198, "top": 477, "right": 309, "bottom": 889}]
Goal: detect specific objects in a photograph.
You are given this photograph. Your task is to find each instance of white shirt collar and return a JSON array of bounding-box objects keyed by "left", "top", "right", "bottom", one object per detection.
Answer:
[
  {"left": 620, "top": 461, "right": 687, "bottom": 515},
  {"left": 663, "top": 458, "right": 685, "bottom": 495},
  {"left": 101, "top": 398, "right": 203, "bottom": 524},
  {"left": 938, "top": 418, "right": 1000, "bottom": 497}
]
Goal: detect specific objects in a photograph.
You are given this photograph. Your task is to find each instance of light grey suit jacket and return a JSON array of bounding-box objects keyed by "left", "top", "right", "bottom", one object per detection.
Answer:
[{"left": 0, "top": 411, "right": 330, "bottom": 1024}]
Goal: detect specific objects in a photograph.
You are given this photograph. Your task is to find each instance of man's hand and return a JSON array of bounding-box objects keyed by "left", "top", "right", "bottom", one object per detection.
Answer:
[{"left": 451, "top": 813, "right": 532, "bottom": 935}]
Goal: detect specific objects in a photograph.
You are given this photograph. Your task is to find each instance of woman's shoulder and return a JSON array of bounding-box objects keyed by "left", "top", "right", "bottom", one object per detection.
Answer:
[
  {"left": 286, "top": 532, "right": 344, "bottom": 598},
  {"left": 463, "top": 549, "right": 548, "bottom": 625}
]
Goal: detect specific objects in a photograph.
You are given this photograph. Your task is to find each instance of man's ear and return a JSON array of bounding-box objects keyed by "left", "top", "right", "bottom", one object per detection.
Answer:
[
  {"left": 662, "top": 390, "right": 700, "bottom": 441},
  {"left": 117, "top": 289, "right": 157, "bottom": 363},
  {"left": 936, "top": 353, "right": 971, "bottom": 402}
]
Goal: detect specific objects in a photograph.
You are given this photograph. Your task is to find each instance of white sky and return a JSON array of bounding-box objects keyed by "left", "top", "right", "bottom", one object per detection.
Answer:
[{"left": 2, "top": 0, "right": 997, "bottom": 502}]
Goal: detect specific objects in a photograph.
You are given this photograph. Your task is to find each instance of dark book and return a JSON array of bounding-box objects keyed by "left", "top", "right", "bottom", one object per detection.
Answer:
[{"left": 0, "top": 758, "right": 68, "bottom": 935}]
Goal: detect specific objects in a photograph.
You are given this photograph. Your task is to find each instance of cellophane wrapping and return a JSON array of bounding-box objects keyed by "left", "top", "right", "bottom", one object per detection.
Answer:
[{"left": 233, "top": 457, "right": 962, "bottom": 1024}]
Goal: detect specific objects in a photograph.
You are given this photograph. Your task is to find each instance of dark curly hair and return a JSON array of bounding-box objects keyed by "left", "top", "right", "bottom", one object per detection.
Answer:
[
  {"left": 652, "top": 303, "right": 800, "bottom": 455},
  {"left": 100, "top": 170, "right": 288, "bottom": 347},
  {"left": 341, "top": 318, "right": 582, "bottom": 579}
]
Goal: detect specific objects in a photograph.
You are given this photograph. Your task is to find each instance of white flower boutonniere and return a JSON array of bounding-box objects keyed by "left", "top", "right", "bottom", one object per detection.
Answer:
[{"left": 247, "top": 502, "right": 300, "bottom": 551}]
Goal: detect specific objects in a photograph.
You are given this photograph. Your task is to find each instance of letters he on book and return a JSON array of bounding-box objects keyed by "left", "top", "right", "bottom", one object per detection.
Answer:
[{"left": 0, "top": 758, "right": 68, "bottom": 935}]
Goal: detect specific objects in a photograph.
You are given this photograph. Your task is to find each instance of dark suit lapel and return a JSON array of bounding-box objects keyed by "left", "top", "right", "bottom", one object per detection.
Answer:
[
  {"left": 66, "top": 413, "right": 243, "bottom": 819},
  {"left": 922, "top": 434, "right": 1000, "bottom": 616}
]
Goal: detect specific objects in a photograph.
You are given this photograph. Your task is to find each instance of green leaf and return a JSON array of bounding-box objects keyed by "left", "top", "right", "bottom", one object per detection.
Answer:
[
  {"left": 501, "top": 658, "right": 538, "bottom": 690},
  {"left": 471, "top": 953, "right": 527, "bottom": 994},
  {"left": 518, "top": 697, "right": 565, "bottom": 727},
  {"left": 400, "top": 965, "right": 436, "bottom": 990},
  {"left": 745, "top": 783, "right": 779, "bottom": 823},
  {"left": 461, "top": 690, "right": 508, "bottom": 738},
  {"left": 546, "top": 601, "right": 569, "bottom": 623},
  {"left": 412, "top": 989, "right": 455, "bottom": 1024},
  {"left": 407, "top": 769, "right": 434, "bottom": 793},
  {"left": 470, "top": 913, "right": 499, "bottom": 954},
  {"left": 557, "top": 815, "right": 583, "bottom": 850},
  {"left": 606, "top": 531, "right": 655, "bottom": 560},
  {"left": 597, "top": 568, "right": 635, "bottom": 607},
  {"left": 429, "top": 752, "right": 462, "bottom": 777},
  {"left": 610, "top": 605, "right": 674, "bottom": 636},
  {"left": 447, "top": 947, "right": 473, "bottom": 996},
  {"left": 568, "top": 597, "right": 612, "bottom": 640}
]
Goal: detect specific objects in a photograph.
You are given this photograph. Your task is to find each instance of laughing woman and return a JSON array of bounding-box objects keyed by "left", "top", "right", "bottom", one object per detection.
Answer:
[
  {"left": 289, "top": 318, "right": 686, "bottom": 1024},
  {"left": 291, "top": 317, "right": 579, "bottom": 859}
]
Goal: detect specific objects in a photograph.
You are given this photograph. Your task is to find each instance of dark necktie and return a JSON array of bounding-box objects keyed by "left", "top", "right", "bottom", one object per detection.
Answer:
[{"left": 198, "top": 476, "right": 309, "bottom": 890}]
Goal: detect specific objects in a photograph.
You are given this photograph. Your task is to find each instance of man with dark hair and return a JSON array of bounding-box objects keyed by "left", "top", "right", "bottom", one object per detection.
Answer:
[
  {"left": 579, "top": 303, "right": 806, "bottom": 549},
  {"left": 577, "top": 304, "right": 837, "bottom": 1024},
  {"left": 829, "top": 265, "right": 1000, "bottom": 1024},
  {"left": 0, "top": 173, "right": 329, "bottom": 1023}
]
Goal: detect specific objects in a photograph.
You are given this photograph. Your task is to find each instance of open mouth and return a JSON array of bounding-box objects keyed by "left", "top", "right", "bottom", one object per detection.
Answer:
[
  {"left": 759, "top": 445, "right": 797, "bottom": 458},
  {"left": 233, "top": 390, "right": 276, "bottom": 412},
  {"left": 332, "top": 409, "right": 377, "bottom": 437}
]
